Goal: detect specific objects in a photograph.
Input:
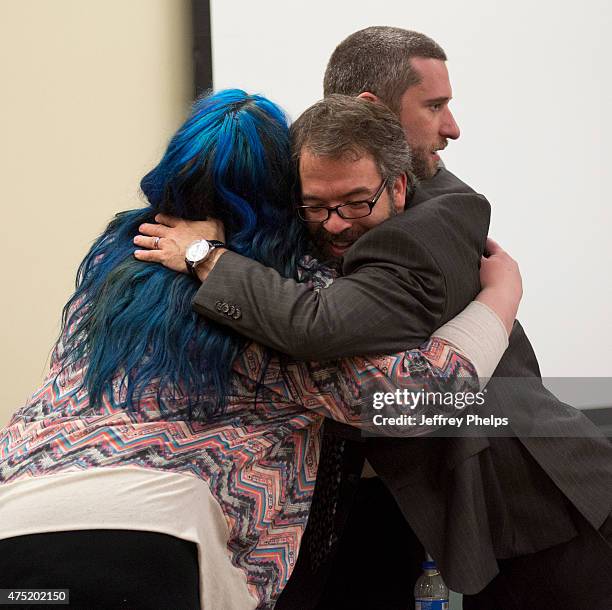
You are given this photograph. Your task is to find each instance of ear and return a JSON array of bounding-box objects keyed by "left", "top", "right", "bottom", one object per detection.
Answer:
[
  {"left": 391, "top": 173, "right": 407, "bottom": 213},
  {"left": 357, "top": 91, "right": 380, "bottom": 104}
]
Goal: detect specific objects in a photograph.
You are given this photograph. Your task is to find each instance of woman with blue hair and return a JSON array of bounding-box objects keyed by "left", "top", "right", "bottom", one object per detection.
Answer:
[{"left": 0, "top": 89, "right": 515, "bottom": 609}]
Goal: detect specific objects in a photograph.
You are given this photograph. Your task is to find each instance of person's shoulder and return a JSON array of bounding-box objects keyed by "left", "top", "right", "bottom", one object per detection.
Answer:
[
  {"left": 356, "top": 178, "right": 491, "bottom": 254},
  {"left": 394, "top": 167, "right": 491, "bottom": 233},
  {"left": 409, "top": 168, "right": 476, "bottom": 206}
]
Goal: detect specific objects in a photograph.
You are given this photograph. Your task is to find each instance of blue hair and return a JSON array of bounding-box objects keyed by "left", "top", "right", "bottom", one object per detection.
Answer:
[{"left": 59, "top": 89, "right": 308, "bottom": 417}]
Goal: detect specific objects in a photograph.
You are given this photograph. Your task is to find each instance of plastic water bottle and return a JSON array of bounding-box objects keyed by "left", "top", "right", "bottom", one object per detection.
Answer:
[{"left": 414, "top": 558, "right": 449, "bottom": 610}]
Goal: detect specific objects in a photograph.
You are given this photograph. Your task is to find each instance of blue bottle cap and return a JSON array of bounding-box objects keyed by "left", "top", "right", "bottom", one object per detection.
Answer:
[{"left": 422, "top": 560, "right": 437, "bottom": 569}]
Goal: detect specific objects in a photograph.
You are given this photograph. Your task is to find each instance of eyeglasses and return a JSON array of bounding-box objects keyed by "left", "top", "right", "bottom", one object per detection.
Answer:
[{"left": 296, "top": 178, "right": 388, "bottom": 223}]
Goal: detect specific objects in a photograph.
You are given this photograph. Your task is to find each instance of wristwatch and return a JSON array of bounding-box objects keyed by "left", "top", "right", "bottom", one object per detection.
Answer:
[{"left": 185, "top": 239, "right": 226, "bottom": 278}]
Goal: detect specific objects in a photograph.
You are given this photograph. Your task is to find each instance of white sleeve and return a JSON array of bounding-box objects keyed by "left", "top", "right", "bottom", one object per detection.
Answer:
[{"left": 432, "top": 300, "right": 509, "bottom": 389}]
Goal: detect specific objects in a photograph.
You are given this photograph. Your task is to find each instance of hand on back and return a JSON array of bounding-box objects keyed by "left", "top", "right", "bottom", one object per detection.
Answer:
[
  {"left": 477, "top": 237, "right": 523, "bottom": 335},
  {"left": 133, "top": 214, "right": 226, "bottom": 273}
]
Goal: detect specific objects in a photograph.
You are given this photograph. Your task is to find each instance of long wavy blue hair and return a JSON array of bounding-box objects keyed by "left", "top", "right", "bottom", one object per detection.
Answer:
[{"left": 59, "top": 89, "right": 308, "bottom": 417}]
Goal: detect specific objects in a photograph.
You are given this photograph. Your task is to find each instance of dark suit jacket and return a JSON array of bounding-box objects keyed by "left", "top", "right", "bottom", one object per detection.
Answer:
[{"left": 192, "top": 169, "right": 612, "bottom": 593}]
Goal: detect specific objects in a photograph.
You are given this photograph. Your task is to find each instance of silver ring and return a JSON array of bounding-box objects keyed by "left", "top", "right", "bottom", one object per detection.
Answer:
[{"left": 153, "top": 237, "right": 160, "bottom": 249}]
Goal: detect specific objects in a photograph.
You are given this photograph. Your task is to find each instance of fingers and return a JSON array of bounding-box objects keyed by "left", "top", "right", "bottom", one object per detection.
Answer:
[
  {"left": 139, "top": 222, "right": 168, "bottom": 238},
  {"left": 485, "top": 237, "right": 503, "bottom": 256},
  {"left": 133, "top": 241, "right": 188, "bottom": 274},
  {"left": 133, "top": 249, "right": 163, "bottom": 262},
  {"left": 133, "top": 235, "right": 162, "bottom": 250},
  {"left": 155, "top": 213, "right": 180, "bottom": 228},
  {"left": 486, "top": 237, "right": 518, "bottom": 265}
]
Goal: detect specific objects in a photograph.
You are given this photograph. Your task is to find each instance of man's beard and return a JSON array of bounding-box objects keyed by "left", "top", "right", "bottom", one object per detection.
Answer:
[
  {"left": 410, "top": 139, "right": 448, "bottom": 181},
  {"left": 309, "top": 226, "right": 366, "bottom": 265}
]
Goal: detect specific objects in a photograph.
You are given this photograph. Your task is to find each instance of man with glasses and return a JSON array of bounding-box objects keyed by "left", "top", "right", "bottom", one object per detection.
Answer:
[{"left": 297, "top": 152, "right": 404, "bottom": 263}]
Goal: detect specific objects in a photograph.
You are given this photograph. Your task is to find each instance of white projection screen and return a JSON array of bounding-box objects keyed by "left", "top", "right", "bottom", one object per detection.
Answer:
[{"left": 210, "top": 0, "right": 612, "bottom": 405}]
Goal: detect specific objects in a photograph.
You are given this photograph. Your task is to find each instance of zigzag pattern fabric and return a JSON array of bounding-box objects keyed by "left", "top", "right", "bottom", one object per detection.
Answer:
[{"left": 0, "top": 260, "right": 478, "bottom": 609}]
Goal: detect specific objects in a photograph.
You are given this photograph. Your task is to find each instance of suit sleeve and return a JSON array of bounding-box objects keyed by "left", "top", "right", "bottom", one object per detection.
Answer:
[
  {"left": 193, "top": 233, "right": 443, "bottom": 360},
  {"left": 192, "top": 191, "right": 489, "bottom": 360}
]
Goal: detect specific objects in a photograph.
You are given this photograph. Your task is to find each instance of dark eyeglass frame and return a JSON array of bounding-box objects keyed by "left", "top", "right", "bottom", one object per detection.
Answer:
[{"left": 296, "top": 178, "right": 388, "bottom": 223}]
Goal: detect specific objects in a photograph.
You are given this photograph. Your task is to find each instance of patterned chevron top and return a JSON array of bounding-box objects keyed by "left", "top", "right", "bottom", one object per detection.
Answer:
[{"left": 0, "top": 258, "right": 478, "bottom": 609}]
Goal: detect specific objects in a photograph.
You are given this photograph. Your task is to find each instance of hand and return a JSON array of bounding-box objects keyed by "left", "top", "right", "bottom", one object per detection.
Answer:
[
  {"left": 133, "top": 213, "right": 226, "bottom": 274},
  {"left": 476, "top": 237, "right": 523, "bottom": 335},
  {"left": 479, "top": 238, "right": 522, "bottom": 298}
]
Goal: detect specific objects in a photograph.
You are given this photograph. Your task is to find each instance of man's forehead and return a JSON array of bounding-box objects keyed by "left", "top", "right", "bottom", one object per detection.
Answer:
[
  {"left": 406, "top": 57, "right": 453, "bottom": 100},
  {"left": 299, "top": 149, "right": 378, "bottom": 176},
  {"left": 299, "top": 149, "right": 381, "bottom": 196}
]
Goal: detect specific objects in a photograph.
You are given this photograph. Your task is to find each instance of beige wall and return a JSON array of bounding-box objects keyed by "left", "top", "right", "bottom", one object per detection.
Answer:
[{"left": 0, "top": 1, "right": 193, "bottom": 425}]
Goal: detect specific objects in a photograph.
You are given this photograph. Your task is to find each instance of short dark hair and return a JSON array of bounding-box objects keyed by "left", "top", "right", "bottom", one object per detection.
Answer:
[
  {"left": 290, "top": 94, "right": 413, "bottom": 189},
  {"left": 323, "top": 26, "right": 447, "bottom": 113}
]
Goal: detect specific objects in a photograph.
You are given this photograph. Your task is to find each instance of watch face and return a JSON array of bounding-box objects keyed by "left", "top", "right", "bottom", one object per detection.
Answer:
[{"left": 186, "top": 240, "right": 211, "bottom": 263}]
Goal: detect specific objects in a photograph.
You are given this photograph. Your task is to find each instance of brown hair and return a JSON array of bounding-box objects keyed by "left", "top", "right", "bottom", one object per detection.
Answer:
[
  {"left": 323, "top": 26, "right": 447, "bottom": 113},
  {"left": 290, "top": 94, "right": 413, "bottom": 189}
]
